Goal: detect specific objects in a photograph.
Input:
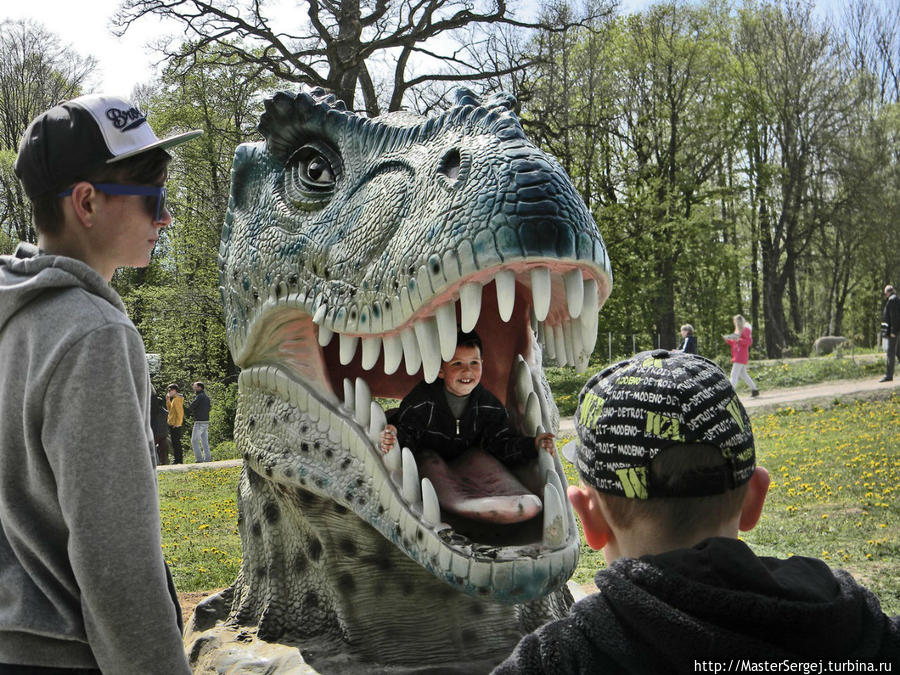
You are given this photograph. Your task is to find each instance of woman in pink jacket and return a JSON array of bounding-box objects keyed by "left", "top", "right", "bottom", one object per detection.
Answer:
[{"left": 724, "top": 314, "right": 760, "bottom": 397}]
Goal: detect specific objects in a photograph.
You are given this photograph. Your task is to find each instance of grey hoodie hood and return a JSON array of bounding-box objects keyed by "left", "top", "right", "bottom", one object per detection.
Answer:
[{"left": 0, "top": 243, "right": 125, "bottom": 331}]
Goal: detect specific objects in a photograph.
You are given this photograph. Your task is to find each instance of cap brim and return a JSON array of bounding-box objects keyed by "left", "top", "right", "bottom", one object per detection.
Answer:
[{"left": 108, "top": 129, "right": 204, "bottom": 163}]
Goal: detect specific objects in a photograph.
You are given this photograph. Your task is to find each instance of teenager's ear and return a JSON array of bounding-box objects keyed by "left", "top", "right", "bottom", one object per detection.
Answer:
[
  {"left": 69, "top": 182, "right": 99, "bottom": 228},
  {"left": 739, "top": 466, "right": 769, "bottom": 532},
  {"left": 567, "top": 485, "right": 611, "bottom": 550}
]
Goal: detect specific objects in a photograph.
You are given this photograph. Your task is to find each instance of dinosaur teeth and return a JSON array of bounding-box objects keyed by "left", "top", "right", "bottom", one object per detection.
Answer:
[
  {"left": 528, "top": 272, "right": 601, "bottom": 367},
  {"left": 542, "top": 482, "right": 565, "bottom": 548},
  {"left": 564, "top": 269, "right": 584, "bottom": 319},
  {"left": 530, "top": 267, "right": 552, "bottom": 322},
  {"left": 581, "top": 278, "right": 600, "bottom": 354},
  {"left": 400, "top": 326, "right": 422, "bottom": 376},
  {"left": 434, "top": 302, "right": 458, "bottom": 361},
  {"left": 368, "top": 402, "right": 387, "bottom": 446},
  {"left": 524, "top": 392, "right": 542, "bottom": 435},
  {"left": 414, "top": 317, "right": 442, "bottom": 383},
  {"left": 562, "top": 320, "right": 576, "bottom": 366},
  {"left": 459, "top": 281, "right": 482, "bottom": 332},
  {"left": 382, "top": 334, "right": 404, "bottom": 375},
  {"left": 514, "top": 355, "right": 535, "bottom": 405},
  {"left": 339, "top": 334, "right": 358, "bottom": 365},
  {"left": 401, "top": 447, "right": 421, "bottom": 504},
  {"left": 383, "top": 444, "right": 401, "bottom": 472},
  {"left": 343, "top": 378, "right": 355, "bottom": 413},
  {"left": 538, "top": 442, "right": 555, "bottom": 477},
  {"left": 553, "top": 323, "right": 567, "bottom": 366},
  {"left": 495, "top": 269, "right": 516, "bottom": 322},
  {"left": 421, "top": 477, "right": 440, "bottom": 526},
  {"left": 542, "top": 322, "right": 556, "bottom": 360},
  {"left": 318, "top": 323, "right": 334, "bottom": 347},
  {"left": 355, "top": 377, "right": 372, "bottom": 429},
  {"left": 361, "top": 336, "right": 382, "bottom": 370}
]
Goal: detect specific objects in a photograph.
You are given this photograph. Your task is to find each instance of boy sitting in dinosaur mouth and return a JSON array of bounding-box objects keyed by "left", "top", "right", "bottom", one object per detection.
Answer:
[{"left": 380, "top": 330, "right": 555, "bottom": 523}]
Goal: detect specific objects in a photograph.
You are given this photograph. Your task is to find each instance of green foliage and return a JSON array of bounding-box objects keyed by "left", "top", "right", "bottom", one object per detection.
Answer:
[
  {"left": 544, "top": 367, "right": 589, "bottom": 416},
  {"left": 111, "top": 45, "right": 284, "bottom": 416},
  {"left": 206, "top": 381, "right": 238, "bottom": 448},
  {"left": 518, "top": 0, "right": 900, "bottom": 358},
  {"left": 212, "top": 441, "right": 240, "bottom": 461}
]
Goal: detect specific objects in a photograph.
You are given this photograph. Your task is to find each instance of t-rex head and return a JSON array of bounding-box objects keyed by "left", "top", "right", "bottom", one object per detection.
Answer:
[{"left": 198, "top": 88, "right": 611, "bottom": 671}]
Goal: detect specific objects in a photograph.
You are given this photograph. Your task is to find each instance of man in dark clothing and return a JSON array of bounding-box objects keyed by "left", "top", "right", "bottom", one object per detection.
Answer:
[
  {"left": 880, "top": 284, "right": 900, "bottom": 382},
  {"left": 493, "top": 351, "right": 899, "bottom": 674},
  {"left": 150, "top": 388, "right": 171, "bottom": 465},
  {"left": 187, "top": 381, "right": 211, "bottom": 462}
]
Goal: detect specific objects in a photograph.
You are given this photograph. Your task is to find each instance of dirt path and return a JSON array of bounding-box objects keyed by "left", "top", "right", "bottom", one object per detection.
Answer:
[{"left": 556, "top": 374, "right": 900, "bottom": 435}]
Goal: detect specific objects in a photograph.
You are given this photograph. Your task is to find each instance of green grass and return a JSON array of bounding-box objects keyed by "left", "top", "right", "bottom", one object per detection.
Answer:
[
  {"left": 159, "top": 467, "right": 242, "bottom": 592},
  {"left": 741, "top": 354, "right": 883, "bottom": 389}
]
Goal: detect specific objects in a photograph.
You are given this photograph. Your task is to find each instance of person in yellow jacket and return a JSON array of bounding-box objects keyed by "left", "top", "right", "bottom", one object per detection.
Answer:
[{"left": 166, "top": 384, "right": 185, "bottom": 464}]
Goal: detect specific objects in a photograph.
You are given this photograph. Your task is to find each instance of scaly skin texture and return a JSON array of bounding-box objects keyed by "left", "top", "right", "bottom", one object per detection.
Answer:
[{"left": 185, "top": 88, "right": 612, "bottom": 673}]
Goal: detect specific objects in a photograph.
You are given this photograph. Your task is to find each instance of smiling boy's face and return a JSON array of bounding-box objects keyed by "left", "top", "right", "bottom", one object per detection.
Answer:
[{"left": 438, "top": 344, "right": 483, "bottom": 397}]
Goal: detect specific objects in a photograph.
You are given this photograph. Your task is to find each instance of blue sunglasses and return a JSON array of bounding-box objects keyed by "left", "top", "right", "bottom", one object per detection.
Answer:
[{"left": 58, "top": 182, "right": 168, "bottom": 222}]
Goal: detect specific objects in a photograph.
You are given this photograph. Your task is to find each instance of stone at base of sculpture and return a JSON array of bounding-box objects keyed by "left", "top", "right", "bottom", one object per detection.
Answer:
[
  {"left": 200, "top": 86, "right": 612, "bottom": 671},
  {"left": 813, "top": 335, "right": 848, "bottom": 356}
]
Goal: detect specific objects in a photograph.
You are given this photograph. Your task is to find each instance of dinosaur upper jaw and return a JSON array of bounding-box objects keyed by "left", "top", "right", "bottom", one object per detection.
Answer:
[
  {"left": 234, "top": 260, "right": 605, "bottom": 402},
  {"left": 230, "top": 260, "right": 608, "bottom": 603}
]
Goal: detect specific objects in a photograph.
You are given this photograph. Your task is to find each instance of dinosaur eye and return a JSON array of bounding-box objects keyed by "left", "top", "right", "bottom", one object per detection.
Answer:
[{"left": 283, "top": 142, "right": 341, "bottom": 208}]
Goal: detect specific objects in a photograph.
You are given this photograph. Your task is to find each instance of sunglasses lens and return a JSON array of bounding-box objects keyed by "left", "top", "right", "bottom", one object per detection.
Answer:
[{"left": 146, "top": 188, "right": 167, "bottom": 221}]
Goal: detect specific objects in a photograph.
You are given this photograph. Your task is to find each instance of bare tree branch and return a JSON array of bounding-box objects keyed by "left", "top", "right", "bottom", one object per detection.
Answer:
[{"left": 114, "top": 0, "right": 614, "bottom": 113}]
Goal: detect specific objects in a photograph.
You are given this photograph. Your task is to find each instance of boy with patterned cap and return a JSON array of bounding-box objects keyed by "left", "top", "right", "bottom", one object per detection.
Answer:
[
  {"left": 0, "top": 95, "right": 201, "bottom": 673},
  {"left": 494, "top": 350, "right": 899, "bottom": 673}
]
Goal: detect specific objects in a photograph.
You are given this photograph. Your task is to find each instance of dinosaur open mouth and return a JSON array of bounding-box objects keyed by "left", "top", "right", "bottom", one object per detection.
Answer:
[{"left": 233, "top": 261, "right": 606, "bottom": 601}]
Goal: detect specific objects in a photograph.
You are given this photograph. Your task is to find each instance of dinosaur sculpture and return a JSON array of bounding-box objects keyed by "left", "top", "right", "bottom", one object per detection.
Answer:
[{"left": 185, "top": 88, "right": 612, "bottom": 673}]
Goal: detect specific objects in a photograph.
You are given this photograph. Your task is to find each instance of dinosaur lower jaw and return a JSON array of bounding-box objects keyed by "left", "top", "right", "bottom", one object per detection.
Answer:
[{"left": 237, "top": 364, "right": 576, "bottom": 604}]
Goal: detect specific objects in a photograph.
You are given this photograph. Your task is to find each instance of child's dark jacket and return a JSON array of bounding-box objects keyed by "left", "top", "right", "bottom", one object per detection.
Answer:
[
  {"left": 493, "top": 537, "right": 900, "bottom": 674},
  {"left": 392, "top": 380, "right": 537, "bottom": 465}
]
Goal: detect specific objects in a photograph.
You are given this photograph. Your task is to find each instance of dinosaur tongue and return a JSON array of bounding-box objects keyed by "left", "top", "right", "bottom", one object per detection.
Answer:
[{"left": 417, "top": 449, "right": 542, "bottom": 524}]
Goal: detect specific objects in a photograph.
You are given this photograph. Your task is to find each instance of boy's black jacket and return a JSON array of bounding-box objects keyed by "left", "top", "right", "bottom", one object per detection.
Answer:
[
  {"left": 392, "top": 380, "right": 537, "bottom": 465},
  {"left": 493, "top": 537, "right": 900, "bottom": 674}
]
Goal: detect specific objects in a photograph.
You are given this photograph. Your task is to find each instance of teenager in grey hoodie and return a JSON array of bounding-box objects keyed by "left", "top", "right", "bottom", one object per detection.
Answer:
[{"left": 0, "top": 95, "right": 201, "bottom": 674}]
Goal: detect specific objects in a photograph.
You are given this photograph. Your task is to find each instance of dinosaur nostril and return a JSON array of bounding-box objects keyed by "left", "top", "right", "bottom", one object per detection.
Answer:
[{"left": 438, "top": 148, "right": 461, "bottom": 181}]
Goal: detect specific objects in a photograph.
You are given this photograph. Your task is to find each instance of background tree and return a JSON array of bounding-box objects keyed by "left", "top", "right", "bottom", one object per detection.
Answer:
[
  {"left": 0, "top": 20, "right": 95, "bottom": 252},
  {"left": 110, "top": 46, "right": 279, "bottom": 444},
  {"left": 733, "top": 0, "right": 862, "bottom": 356}
]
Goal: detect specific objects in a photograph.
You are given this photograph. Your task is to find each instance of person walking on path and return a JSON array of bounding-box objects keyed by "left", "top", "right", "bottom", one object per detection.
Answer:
[
  {"left": 0, "top": 94, "right": 199, "bottom": 673},
  {"left": 166, "top": 384, "right": 185, "bottom": 464},
  {"left": 880, "top": 285, "right": 900, "bottom": 382},
  {"left": 187, "top": 381, "right": 212, "bottom": 462},
  {"left": 724, "top": 314, "right": 759, "bottom": 397}
]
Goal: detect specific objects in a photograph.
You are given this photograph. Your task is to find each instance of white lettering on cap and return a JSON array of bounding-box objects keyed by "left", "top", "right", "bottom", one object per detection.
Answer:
[{"left": 68, "top": 94, "right": 161, "bottom": 160}]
